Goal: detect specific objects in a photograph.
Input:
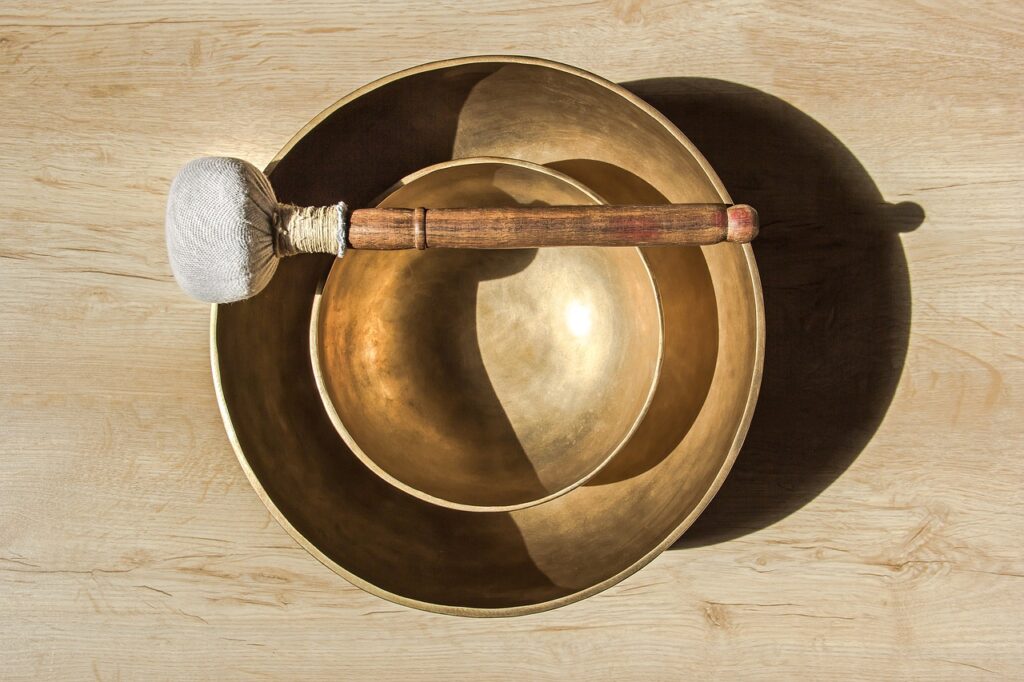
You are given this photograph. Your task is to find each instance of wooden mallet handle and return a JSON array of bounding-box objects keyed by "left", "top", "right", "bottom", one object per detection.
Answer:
[{"left": 348, "top": 204, "right": 758, "bottom": 250}]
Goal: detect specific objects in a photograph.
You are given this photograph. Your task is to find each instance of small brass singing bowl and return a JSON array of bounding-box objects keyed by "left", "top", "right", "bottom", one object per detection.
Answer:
[
  {"left": 213, "top": 56, "right": 763, "bottom": 615},
  {"left": 311, "top": 158, "right": 664, "bottom": 511}
]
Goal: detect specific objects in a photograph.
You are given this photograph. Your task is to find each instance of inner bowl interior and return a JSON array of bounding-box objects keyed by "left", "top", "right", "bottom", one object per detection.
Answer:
[
  {"left": 214, "top": 58, "right": 761, "bottom": 614},
  {"left": 314, "top": 159, "right": 663, "bottom": 510}
]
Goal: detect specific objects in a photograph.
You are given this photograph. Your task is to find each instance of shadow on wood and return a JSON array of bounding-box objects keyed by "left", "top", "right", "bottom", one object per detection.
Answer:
[{"left": 621, "top": 78, "right": 925, "bottom": 548}]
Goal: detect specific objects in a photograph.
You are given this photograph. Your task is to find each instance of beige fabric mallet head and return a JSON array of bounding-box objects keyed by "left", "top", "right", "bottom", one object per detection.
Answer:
[{"left": 165, "top": 157, "right": 346, "bottom": 303}]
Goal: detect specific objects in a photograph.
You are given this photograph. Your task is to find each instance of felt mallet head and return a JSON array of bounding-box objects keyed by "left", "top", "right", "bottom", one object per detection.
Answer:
[{"left": 165, "top": 157, "right": 343, "bottom": 303}]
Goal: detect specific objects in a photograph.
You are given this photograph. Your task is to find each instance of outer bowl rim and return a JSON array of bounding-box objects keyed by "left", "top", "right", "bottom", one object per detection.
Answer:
[{"left": 211, "top": 55, "right": 765, "bottom": 617}]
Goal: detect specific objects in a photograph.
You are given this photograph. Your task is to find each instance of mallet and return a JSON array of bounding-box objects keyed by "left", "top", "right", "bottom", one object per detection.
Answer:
[{"left": 166, "top": 157, "right": 758, "bottom": 303}]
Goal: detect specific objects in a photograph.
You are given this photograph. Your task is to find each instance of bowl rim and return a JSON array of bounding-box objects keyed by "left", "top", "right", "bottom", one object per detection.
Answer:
[
  {"left": 308, "top": 156, "right": 666, "bottom": 512},
  {"left": 211, "top": 55, "right": 765, "bottom": 617}
]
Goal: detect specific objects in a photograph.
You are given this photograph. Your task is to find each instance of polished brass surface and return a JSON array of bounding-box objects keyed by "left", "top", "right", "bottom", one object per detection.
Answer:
[
  {"left": 213, "top": 56, "right": 763, "bottom": 616},
  {"left": 313, "top": 158, "right": 663, "bottom": 511}
]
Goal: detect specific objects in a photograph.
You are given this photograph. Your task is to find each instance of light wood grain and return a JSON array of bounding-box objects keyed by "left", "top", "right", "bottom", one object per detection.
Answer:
[{"left": 1, "top": 1, "right": 1022, "bottom": 679}]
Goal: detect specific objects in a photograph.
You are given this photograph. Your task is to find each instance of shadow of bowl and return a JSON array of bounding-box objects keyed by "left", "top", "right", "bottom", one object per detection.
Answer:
[{"left": 621, "top": 78, "right": 925, "bottom": 548}]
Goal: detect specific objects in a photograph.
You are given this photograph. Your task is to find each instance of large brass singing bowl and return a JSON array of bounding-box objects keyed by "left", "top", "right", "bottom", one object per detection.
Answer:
[
  {"left": 313, "top": 158, "right": 664, "bottom": 511},
  {"left": 213, "top": 56, "right": 764, "bottom": 615}
]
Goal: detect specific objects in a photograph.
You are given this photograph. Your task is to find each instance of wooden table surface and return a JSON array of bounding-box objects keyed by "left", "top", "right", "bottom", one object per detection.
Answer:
[{"left": 2, "top": 1, "right": 1022, "bottom": 679}]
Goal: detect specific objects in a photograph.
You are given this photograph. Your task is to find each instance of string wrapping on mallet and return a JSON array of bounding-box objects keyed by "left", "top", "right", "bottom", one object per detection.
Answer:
[
  {"left": 274, "top": 202, "right": 348, "bottom": 257},
  {"left": 337, "top": 201, "right": 349, "bottom": 258}
]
